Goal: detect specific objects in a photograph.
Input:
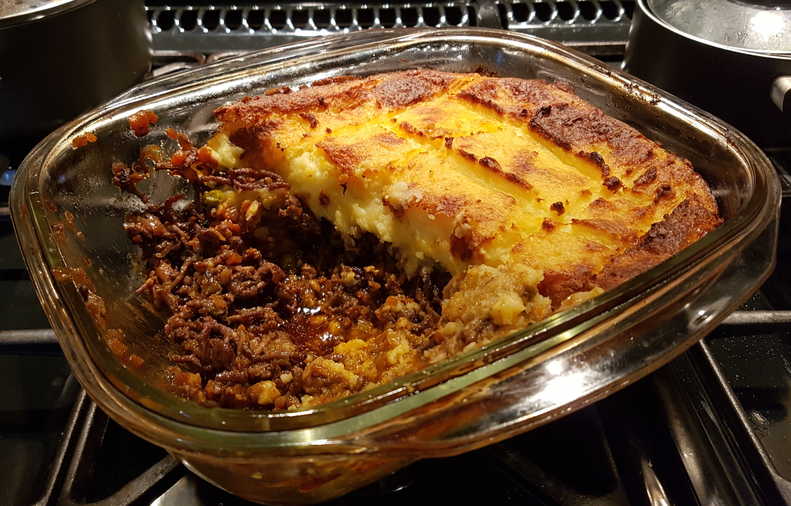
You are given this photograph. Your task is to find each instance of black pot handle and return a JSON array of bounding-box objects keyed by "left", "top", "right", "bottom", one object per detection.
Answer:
[{"left": 771, "top": 76, "right": 791, "bottom": 114}]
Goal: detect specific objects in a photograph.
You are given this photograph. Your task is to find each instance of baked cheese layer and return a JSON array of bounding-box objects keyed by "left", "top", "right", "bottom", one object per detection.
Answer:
[{"left": 213, "top": 70, "right": 720, "bottom": 310}]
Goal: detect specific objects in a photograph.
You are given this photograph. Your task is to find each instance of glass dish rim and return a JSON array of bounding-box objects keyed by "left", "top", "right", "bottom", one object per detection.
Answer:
[{"left": 10, "top": 28, "right": 779, "bottom": 439}]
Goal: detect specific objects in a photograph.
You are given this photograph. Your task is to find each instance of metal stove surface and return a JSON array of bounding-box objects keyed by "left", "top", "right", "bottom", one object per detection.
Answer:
[{"left": 3, "top": 2, "right": 791, "bottom": 505}]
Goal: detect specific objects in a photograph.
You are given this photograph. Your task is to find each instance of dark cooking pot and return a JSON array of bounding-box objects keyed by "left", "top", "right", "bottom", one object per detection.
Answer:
[
  {"left": 624, "top": 0, "right": 791, "bottom": 147},
  {"left": 0, "top": 0, "right": 150, "bottom": 149}
]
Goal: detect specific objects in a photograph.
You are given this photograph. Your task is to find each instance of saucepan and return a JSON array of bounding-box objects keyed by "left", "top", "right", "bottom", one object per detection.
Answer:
[
  {"left": 625, "top": 0, "right": 791, "bottom": 147},
  {"left": 0, "top": 0, "right": 151, "bottom": 150}
]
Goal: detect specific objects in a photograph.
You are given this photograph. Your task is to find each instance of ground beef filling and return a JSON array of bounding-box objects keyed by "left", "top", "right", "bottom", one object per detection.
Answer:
[{"left": 121, "top": 145, "right": 449, "bottom": 409}]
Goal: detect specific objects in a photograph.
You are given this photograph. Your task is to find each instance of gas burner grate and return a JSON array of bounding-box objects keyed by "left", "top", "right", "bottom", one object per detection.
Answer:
[
  {"left": 148, "top": 3, "right": 475, "bottom": 31},
  {"left": 144, "top": 1, "right": 635, "bottom": 53},
  {"left": 499, "top": 0, "right": 630, "bottom": 26},
  {"left": 146, "top": 2, "right": 478, "bottom": 52},
  {"left": 497, "top": 0, "right": 632, "bottom": 53}
]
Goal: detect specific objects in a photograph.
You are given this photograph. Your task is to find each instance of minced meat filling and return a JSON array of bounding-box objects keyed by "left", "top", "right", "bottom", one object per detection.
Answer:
[{"left": 121, "top": 134, "right": 455, "bottom": 410}]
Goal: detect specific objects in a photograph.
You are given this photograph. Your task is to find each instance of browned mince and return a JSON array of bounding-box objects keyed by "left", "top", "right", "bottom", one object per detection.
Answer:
[{"left": 118, "top": 137, "right": 449, "bottom": 410}]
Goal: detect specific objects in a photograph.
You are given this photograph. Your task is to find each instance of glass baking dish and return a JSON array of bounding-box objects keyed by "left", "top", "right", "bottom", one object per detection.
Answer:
[{"left": 11, "top": 28, "right": 779, "bottom": 504}]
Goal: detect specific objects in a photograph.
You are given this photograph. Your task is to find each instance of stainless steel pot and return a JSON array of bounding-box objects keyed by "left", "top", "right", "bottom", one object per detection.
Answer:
[
  {"left": 624, "top": 0, "right": 791, "bottom": 147},
  {"left": 0, "top": 0, "right": 151, "bottom": 148}
]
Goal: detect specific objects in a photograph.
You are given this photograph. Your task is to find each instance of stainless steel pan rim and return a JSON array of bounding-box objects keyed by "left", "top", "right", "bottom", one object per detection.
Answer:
[
  {"left": 0, "top": 0, "right": 93, "bottom": 28},
  {"left": 636, "top": 0, "right": 791, "bottom": 60}
]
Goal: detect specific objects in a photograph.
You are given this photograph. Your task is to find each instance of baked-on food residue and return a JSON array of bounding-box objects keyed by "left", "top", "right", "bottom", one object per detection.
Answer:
[
  {"left": 117, "top": 70, "right": 721, "bottom": 410},
  {"left": 128, "top": 109, "right": 159, "bottom": 137},
  {"left": 71, "top": 132, "right": 97, "bottom": 149}
]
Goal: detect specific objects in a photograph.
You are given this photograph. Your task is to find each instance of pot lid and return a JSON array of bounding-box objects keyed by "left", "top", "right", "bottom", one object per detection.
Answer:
[
  {"left": 647, "top": 0, "right": 791, "bottom": 55},
  {"left": 0, "top": 0, "right": 93, "bottom": 28}
]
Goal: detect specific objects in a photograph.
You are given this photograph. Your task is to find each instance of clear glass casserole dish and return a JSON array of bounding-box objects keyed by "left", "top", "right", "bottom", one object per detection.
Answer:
[{"left": 10, "top": 28, "right": 780, "bottom": 504}]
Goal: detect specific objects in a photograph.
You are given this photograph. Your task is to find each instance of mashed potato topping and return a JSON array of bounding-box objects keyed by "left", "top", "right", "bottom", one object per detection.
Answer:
[{"left": 214, "top": 69, "right": 720, "bottom": 312}]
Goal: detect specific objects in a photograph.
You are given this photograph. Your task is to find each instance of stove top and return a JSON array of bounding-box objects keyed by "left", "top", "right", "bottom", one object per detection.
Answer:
[{"left": 4, "top": 2, "right": 791, "bottom": 505}]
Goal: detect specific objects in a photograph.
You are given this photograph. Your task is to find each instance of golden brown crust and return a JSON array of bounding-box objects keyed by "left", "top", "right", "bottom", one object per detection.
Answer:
[
  {"left": 215, "top": 69, "right": 722, "bottom": 305},
  {"left": 538, "top": 265, "right": 596, "bottom": 306},
  {"left": 221, "top": 79, "right": 372, "bottom": 118},
  {"left": 215, "top": 70, "right": 456, "bottom": 126},
  {"left": 596, "top": 197, "right": 720, "bottom": 290},
  {"left": 372, "top": 69, "right": 458, "bottom": 107}
]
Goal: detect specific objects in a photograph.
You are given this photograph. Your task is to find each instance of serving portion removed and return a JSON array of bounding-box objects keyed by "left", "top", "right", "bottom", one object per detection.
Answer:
[
  {"left": 117, "top": 69, "right": 721, "bottom": 411},
  {"left": 14, "top": 28, "right": 779, "bottom": 504}
]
